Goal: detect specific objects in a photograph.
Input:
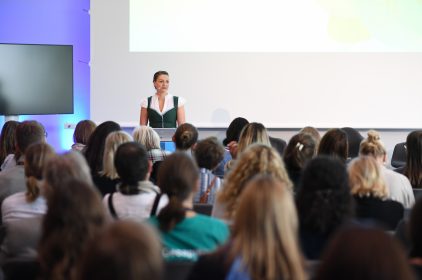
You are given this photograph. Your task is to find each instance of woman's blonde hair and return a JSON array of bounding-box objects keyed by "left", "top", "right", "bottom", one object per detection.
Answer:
[
  {"left": 132, "top": 126, "right": 161, "bottom": 150},
  {"left": 102, "top": 131, "right": 133, "bottom": 179},
  {"left": 349, "top": 156, "right": 388, "bottom": 199},
  {"left": 359, "top": 130, "right": 386, "bottom": 159},
  {"left": 237, "top": 123, "right": 271, "bottom": 156},
  {"left": 230, "top": 175, "right": 306, "bottom": 280},
  {"left": 218, "top": 144, "right": 292, "bottom": 220}
]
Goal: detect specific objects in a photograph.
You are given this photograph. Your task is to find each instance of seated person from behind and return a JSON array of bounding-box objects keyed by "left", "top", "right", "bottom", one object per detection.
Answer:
[
  {"left": 173, "top": 123, "right": 198, "bottom": 155},
  {"left": 77, "top": 221, "right": 163, "bottom": 280},
  {"left": 0, "top": 121, "right": 47, "bottom": 207},
  {"left": 93, "top": 131, "right": 133, "bottom": 196},
  {"left": 359, "top": 130, "right": 414, "bottom": 208},
  {"left": 0, "top": 120, "right": 19, "bottom": 171},
  {"left": 132, "top": 125, "right": 171, "bottom": 164},
  {"left": 193, "top": 137, "right": 225, "bottom": 204},
  {"left": 71, "top": 120, "right": 96, "bottom": 152},
  {"left": 0, "top": 143, "right": 55, "bottom": 263},
  {"left": 148, "top": 152, "right": 229, "bottom": 261},
  {"left": 349, "top": 156, "right": 404, "bottom": 230},
  {"left": 103, "top": 142, "right": 168, "bottom": 221}
]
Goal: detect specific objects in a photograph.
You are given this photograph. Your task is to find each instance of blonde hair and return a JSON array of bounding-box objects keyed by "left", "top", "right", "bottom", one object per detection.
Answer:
[
  {"left": 359, "top": 130, "right": 386, "bottom": 159},
  {"left": 230, "top": 175, "right": 306, "bottom": 280},
  {"left": 237, "top": 123, "right": 271, "bottom": 155},
  {"left": 102, "top": 131, "right": 133, "bottom": 179},
  {"left": 132, "top": 126, "right": 161, "bottom": 150},
  {"left": 218, "top": 144, "right": 292, "bottom": 220},
  {"left": 349, "top": 156, "right": 388, "bottom": 199}
]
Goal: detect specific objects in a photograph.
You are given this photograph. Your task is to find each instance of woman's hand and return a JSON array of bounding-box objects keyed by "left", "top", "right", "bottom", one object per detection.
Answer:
[{"left": 227, "top": 141, "right": 238, "bottom": 159}]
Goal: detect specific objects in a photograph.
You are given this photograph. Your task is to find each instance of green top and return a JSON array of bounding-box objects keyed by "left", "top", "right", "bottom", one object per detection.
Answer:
[
  {"left": 148, "top": 214, "right": 229, "bottom": 261},
  {"left": 147, "top": 96, "right": 178, "bottom": 128}
]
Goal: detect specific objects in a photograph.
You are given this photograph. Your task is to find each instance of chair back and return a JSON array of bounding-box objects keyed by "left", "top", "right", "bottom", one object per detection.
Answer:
[
  {"left": 193, "top": 203, "right": 213, "bottom": 216},
  {"left": 391, "top": 142, "right": 406, "bottom": 168}
]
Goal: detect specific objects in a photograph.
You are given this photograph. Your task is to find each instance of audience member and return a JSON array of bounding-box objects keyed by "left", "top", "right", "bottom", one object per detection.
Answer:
[
  {"left": 315, "top": 226, "right": 415, "bottom": 280},
  {"left": 188, "top": 175, "right": 306, "bottom": 280},
  {"left": 397, "top": 130, "right": 422, "bottom": 188},
  {"left": 173, "top": 122, "right": 198, "bottom": 154},
  {"left": 213, "top": 144, "right": 291, "bottom": 222},
  {"left": 0, "top": 121, "right": 46, "bottom": 206},
  {"left": 349, "top": 156, "right": 404, "bottom": 230},
  {"left": 222, "top": 117, "right": 249, "bottom": 147},
  {"left": 77, "top": 221, "right": 163, "bottom": 280},
  {"left": 0, "top": 143, "right": 55, "bottom": 263},
  {"left": 71, "top": 120, "right": 96, "bottom": 152},
  {"left": 283, "top": 132, "right": 317, "bottom": 189},
  {"left": 299, "top": 126, "right": 321, "bottom": 146},
  {"left": 148, "top": 152, "right": 229, "bottom": 261},
  {"left": 226, "top": 122, "right": 271, "bottom": 170},
  {"left": 2, "top": 143, "right": 55, "bottom": 222},
  {"left": 83, "top": 120, "right": 121, "bottom": 177},
  {"left": 235, "top": 122, "right": 271, "bottom": 158},
  {"left": 296, "top": 156, "right": 353, "bottom": 259},
  {"left": 318, "top": 128, "right": 348, "bottom": 162},
  {"left": 215, "top": 117, "right": 249, "bottom": 178},
  {"left": 133, "top": 125, "right": 171, "bottom": 164},
  {"left": 93, "top": 131, "right": 132, "bottom": 196},
  {"left": 103, "top": 142, "right": 167, "bottom": 221},
  {"left": 0, "top": 120, "right": 19, "bottom": 170},
  {"left": 193, "top": 137, "right": 225, "bottom": 204},
  {"left": 342, "top": 127, "right": 363, "bottom": 160},
  {"left": 360, "top": 130, "right": 414, "bottom": 208},
  {"left": 38, "top": 179, "right": 107, "bottom": 280}
]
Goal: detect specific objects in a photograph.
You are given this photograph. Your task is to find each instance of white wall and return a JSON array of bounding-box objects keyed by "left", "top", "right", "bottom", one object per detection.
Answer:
[
  {"left": 91, "top": 0, "right": 422, "bottom": 129},
  {"left": 91, "top": 0, "right": 419, "bottom": 156}
]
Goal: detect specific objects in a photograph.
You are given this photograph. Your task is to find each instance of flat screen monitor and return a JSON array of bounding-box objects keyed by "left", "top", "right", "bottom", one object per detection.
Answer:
[{"left": 0, "top": 43, "right": 73, "bottom": 116}]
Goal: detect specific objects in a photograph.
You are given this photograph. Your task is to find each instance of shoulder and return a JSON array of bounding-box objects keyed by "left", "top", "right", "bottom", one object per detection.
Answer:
[
  {"left": 168, "top": 95, "right": 186, "bottom": 107},
  {"left": 2, "top": 192, "right": 25, "bottom": 209},
  {"left": 141, "top": 96, "right": 154, "bottom": 108},
  {"left": 147, "top": 216, "right": 159, "bottom": 227},
  {"left": 192, "top": 215, "right": 229, "bottom": 234}
]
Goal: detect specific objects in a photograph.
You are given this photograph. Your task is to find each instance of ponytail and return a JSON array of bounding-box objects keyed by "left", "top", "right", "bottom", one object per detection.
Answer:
[
  {"left": 157, "top": 196, "right": 186, "bottom": 232},
  {"left": 156, "top": 152, "right": 199, "bottom": 232},
  {"left": 26, "top": 176, "right": 40, "bottom": 202}
]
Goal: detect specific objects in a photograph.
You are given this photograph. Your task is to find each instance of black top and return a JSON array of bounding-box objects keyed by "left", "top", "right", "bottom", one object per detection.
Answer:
[
  {"left": 187, "top": 245, "right": 231, "bottom": 280},
  {"left": 93, "top": 174, "right": 120, "bottom": 197},
  {"left": 354, "top": 196, "right": 404, "bottom": 230}
]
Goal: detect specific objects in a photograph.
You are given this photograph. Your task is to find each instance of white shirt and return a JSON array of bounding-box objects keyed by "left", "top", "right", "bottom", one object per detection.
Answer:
[
  {"left": 381, "top": 166, "right": 415, "bottom": 209},
  {"left": 2, "top": 192, "right": 47, "bottom": 223},
  {"left": 103, "top": 181, "right": 169, "bottom": 222},
  {"left": 141, "top": 94, "right": 186, "bottom": 115}
]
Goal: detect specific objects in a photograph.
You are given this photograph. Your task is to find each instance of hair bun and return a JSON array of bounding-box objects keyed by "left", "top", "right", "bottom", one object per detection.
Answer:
[{"left": 367, "top": 130, "right": 380, "bottom": 143}]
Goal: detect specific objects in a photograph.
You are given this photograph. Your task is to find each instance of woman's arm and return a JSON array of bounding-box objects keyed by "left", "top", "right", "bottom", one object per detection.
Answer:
[
  {"left": 140, "top": 107, "right": 148, "bottom": 125},
  {"left": 177, "top": 105, "right": 186, "bottom": 125}
]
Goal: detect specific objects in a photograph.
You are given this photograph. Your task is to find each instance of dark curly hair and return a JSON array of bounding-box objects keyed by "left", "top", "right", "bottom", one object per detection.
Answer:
[{"left": 296, "top": 156, "right": 353, "bottom": 234}]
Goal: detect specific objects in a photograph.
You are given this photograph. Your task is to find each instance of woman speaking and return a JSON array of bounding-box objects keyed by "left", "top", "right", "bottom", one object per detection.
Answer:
[{"left": 140, "top": 71, "right": 186, "bottom": 128}]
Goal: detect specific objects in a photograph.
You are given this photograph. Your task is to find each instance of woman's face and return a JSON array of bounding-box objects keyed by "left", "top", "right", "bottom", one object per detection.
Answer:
[{"left": 153, "top": 74, "right": 169, "bottom": 93}]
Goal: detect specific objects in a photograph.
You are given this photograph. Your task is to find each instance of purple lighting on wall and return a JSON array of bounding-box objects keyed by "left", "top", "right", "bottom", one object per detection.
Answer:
[{"left": 0, "top": 0, "right": 90, "bottom": 152}]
